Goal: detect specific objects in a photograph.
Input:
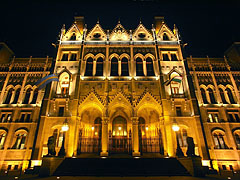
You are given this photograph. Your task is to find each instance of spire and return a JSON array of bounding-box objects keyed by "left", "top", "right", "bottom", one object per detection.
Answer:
[
  {"left": 139, "top": 17, "right": 142, "bottom": 24},
  {"left": 118, "top": 18, "right": 121, "bottom": 24},
  {"left": 97, "top": 18, "right": 100, "bottom": 24}
]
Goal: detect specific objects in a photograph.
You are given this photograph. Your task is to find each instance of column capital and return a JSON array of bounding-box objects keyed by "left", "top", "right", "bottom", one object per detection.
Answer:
[
  {"left": 131, "top": 117, "right": 138, "bottom": 125},
  {"left": 102, "top": 117, "right": 109, "bottom": 125}
]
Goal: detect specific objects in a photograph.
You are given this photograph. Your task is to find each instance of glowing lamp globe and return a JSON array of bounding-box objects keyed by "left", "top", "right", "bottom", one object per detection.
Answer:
[
  {"left": 172, "top": 124, "right": 180, "bottom": 132},
  {"left": 61, "top": 123, "right": 69, "bottom": 132}
]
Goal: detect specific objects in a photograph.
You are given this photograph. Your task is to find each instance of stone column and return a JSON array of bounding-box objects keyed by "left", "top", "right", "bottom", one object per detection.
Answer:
[
  {"left": 132, "top": 117, "right": 140, "bottom": 157},
  {"left": 100, "top": 117, "right": 109, "bottom": 156}
]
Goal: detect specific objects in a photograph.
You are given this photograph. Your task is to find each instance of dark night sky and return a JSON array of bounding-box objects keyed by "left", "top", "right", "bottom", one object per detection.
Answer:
[{"left": 1, "top": 0, "right": 240, "bottom": 58}]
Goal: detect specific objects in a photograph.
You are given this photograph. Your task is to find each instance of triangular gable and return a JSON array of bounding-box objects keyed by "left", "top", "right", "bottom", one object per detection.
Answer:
[
  {"left": 86, "top": 23, "right": 107, "bottom": 41},
  {"left": 157, "top": 23, "right": 177, "bottom": 41},
  {"left": 109, "top": 22, "right": 130, "bottom": 41},
  {"left": 167, "top": 67, "right": 182, "bottom": 78},
  {"left": 132, "top": 23, "right": 153, "bottom": 41},
  {"left": 109, "top": 91, "right": 132, "bottom": 107},
  {"left": 79, "top": 90, "right": 104, "bottom": 109},
  {"left": 62, "top": 23, "right": 82, "bottom": 41},
  {"left": 136, "top": 91, "right": 161, "bottom": 109}
]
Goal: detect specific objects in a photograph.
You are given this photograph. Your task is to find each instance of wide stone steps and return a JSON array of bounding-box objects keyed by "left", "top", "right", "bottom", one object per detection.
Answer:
[{"left": 53, "top": 157, "right": 190, "bottom": 176}]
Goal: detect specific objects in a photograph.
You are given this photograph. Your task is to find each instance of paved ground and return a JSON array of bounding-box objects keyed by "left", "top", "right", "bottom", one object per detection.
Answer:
[{"left": 0, "top": 174, "right": 240, "bottom": 180}]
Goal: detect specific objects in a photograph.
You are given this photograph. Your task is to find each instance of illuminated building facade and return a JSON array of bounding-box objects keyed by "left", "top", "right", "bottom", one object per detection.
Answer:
[{"left": 0, "top": 17, "right": 239, "bottom": 173}]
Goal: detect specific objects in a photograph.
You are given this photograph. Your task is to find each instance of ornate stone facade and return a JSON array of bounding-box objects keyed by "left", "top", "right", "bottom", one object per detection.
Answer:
[{"left": 0, "top": 17, "right": 239, "bottom": 173}]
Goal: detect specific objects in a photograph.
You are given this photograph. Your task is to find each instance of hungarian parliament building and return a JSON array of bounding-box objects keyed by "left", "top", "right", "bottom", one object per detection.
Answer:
[{"left": 0, "top": 16, "right": 239, "bottom": 173}]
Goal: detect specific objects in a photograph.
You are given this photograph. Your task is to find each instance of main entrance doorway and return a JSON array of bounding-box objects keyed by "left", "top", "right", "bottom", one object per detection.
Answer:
[{"left": 109, "top": 116, "right": 131, "bottom": 154}]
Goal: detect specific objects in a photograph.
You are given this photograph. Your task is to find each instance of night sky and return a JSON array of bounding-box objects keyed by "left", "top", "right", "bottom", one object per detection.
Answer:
[{"left": 1, "top": 0, "right": 240, "bottom": 58}]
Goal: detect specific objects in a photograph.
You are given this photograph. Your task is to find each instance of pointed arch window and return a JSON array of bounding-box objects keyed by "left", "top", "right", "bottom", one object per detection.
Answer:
[
  {"left": 0, "top": 130, "right": 7, "bottom": 149},
  {"left": 70, "top": 33, "right": 76, "bottom": 40},
  {"left": 23, "top": 88, "right": 31, "bottom": 104},
  {"left": 110, "top": 57, "right": 118, "bottom": 76},
  {"left": 85, "top": 57, "right": 93, "bottom": 76},
  {"left": 200, "top": 88, "right": 208, "bottom": 104},
  {"left": 219, "top": 88, "right": 228, "bottom": 104},
  {"left": 226, "top": 88, "right": 236, "bottom": 104},
  {"left": 163, "top": 33, "right": 170, "bottom": 41},
  {"left": 146, "top": 57, "right": 155, "bottom": 76},
  {"left": 12, "top": 88, "right": 21, "bottom": 104},
  {"left": 213, "top": 131, "right": 227, "bottom": 149},
  {"left": 208, "top": 88, "right": 217, "bottom": 104},
  {"left": 4, "top": 88, "right": 14, "bottom": 104},
  {"left": 31, "top": 89, "right": 38, "bottom": 104},
  {"left": 121, "top": 57, "right": 129, "bottom": 76},
  {"left": 177, "top": 129, "right": 188, "bottom": 147},
  {"left": 233, "top": 131, "right": 240, "bottom": 149},
  {"left": 136, "top": 57, "right": 144, "bottom": 76},
  {"left": 95, "top": 57, "right": 103, "bottom": 76}
]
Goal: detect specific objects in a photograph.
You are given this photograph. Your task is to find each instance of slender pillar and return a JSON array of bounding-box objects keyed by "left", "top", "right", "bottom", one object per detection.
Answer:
[
  {"left": 100, "top": 117, "right": 109, "bottom": 156},
  {"left": 132, "top": 117, "right": 140, "bottom": 157}
]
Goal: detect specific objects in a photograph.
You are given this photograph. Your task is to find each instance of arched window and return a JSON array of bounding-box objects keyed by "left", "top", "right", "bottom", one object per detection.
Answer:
[
  {"left": 110, "top": 57, "right": 118, "bottom": 76},
  {"left": 4, "top": 88, "right": 13, "bottom": 104},
  {"left": 136, "top": 57, "right": 144, "bottom": 76},
  {"left": 23, "top": 88, "right": 31, "bottom": 104},
  {"left": 121, "top": 57, "right": 129, "bottom": 76},
  {"left": 163, "top": 33, "right": 170, "bottom": 41},
  {"left": 178, "top": 129, "right": 188, "bottom": 147},
  {"left": 226, "top": 88, "right": 236, "bottom": 104},
  {"left": 207, "top": 88, "right": 217, "bottom": 104},
  {"left": 146, "top": 57, "right": 155, "bottom": 76},
  {"left": 200, "top": 88, "right": 208, "bottom": 104},
  {"left": 213, "top": 131, "right": 227, "bottom": 149},
  {"left": 70, "top": 33, "right": 76, "bottom": 40},
  {"left": 95, "top": 57, "right": 103, "bottom": 76},
  {"left": 219, "top": 88, "right": 228, "bottom": 104},
  {"left": 233, "top": 131, "right": 240, "bottom": 149},
  {"left": 30, "top": 89, "right": 38, "bottom": 104},
  {"left": 12, "top": 130, "right": 27, "bottom": 149},
  {"left": 0, "top": 130, "right": 7, "bottom": 149},
  {"left": 85, "top": 57, "right": 93, "bottom": 76},
  {"left": 61, "top": 76, "right": 70, "bottom": 96},
  {"left": 12, "top": 88, "right": 21, "bottom": 104}
]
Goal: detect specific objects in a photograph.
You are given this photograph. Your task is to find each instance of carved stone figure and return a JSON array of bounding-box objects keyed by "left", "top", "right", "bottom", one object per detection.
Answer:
[
  {"left": 47, "top": 135, "right": 56, "bottom": 156},
  {"left": 186, "top": 137, "right": 196, "bottom": 157}
]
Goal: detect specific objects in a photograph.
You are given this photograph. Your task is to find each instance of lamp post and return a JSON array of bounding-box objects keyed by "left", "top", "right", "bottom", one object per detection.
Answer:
[
  {"left": 58, "top": 119, "right": 69, "bottom": 157},
  {"left": 172, "top": 123, "right": 184, "bottom": 157}
]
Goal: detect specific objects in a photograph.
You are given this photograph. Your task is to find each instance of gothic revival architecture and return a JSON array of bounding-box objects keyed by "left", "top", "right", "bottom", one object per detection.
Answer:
[{"left": 0, "top": 17, "right": 239, "bottom": 173}]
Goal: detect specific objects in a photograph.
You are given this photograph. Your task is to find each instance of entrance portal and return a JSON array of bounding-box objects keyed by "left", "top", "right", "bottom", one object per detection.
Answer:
[{"left": 109, "top": 116, "right": 131, "bottom": 154}]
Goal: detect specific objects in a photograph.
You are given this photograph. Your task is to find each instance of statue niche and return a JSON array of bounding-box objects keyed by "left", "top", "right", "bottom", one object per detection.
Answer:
[{"left": 47, "top": 135, "right": 56, "bottom": 156}]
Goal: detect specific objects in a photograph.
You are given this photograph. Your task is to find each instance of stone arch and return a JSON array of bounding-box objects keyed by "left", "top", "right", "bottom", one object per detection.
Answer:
[
  {"left": 134, "top": 53, "right": 145, "bottom": 61},
  {"left": 84, "top": 53, "right": 95, "bottom": 61},
  {"left": 119, "top": 53, "right": 130, "bottom": 61},
  {"left": 109, "top": 53, "right": 120, "bottom": 61},
  {"left": 144, "top": 53, "right": 155, "bottom": 61}
]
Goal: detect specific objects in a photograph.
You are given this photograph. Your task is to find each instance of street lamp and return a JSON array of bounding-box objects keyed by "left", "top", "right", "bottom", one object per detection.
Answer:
[
  {"left": 58, "top": 119, "right": 69, "bottom": 157},
  {"left": 172, "top": 122, "right": 184, "bottom": 157}
]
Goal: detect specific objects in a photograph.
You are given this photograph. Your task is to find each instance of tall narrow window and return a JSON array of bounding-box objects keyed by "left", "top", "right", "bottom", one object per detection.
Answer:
[
  {"left": 0, "top": 131, "right": 7, "bottom": 149},
  {"left": 176, "top": 107, "right": 182, "bottom": 116},
  {"left": 136, "top": 57, "right": 144, "bottom": 76},
  {"left": 23, "top": 89, "right": 31, "bottom": 104},
  {"left": 233, "top": 131, "right": 240, "bottom": 149},
  {"left": 30, "top": 89, "right": 38, "bottom": 104},
  {"left": 61, "top": 54, "right": 68, "bottom": 61},
  {"left": 146, "top": 58, "right": 155, "bottom": 76},
  {"left": 70, "top": 33, "right": 76, "bottom": 40},
  {"left": 219, "top": 88, "right": 228, "bottom": 104},
  {"left": 208, "top": 113, "right": 219, "bottom": 123},
  {"left": 200, "top": 88, "right": 208, "bottom": 104},
  {"left": 95, "top": 57, "right": 103, "bottom": 76},
  {"left": 70, "top": 54, "right": 77, "bottom": 61},
  {"left": 12, "top": 133, "right": 27, "bottom": 149},
  {"left": 171, "top": 54, "right": 178, "bottom": 61},
  {"left": 213, "top": 132, "right": 227, "bottom": 149},
  {"left": 12, "top": 88, "right": 21, "bottom": 104},
  {"left": 111, "top": 57, "right": 118, "bottom": 76},
  {"left": 163, "top": 33, "right": 170, "bottom": 41},
  {"left": 178, "top": 129, "right": 187, "bottom": 147},
  {"left": 85, "top": 57, "right": 93, "bottom": 76},
  {"left": 58, "top": 107, "right": 64, "bottom": 117},
  {"left": 208, "top": 88, "right": 217, "bottom": 104},
  {"left": 162, "top": 54, "right": 169, "bottom": 61},
  {"left": 4, "top": 88, "right": 13, "bottom": 104},
  {"left": 226, "top": 88, "right": 236, "bottom": 104},
  {"left": 121, "top": 57, "right": 129, "bottom": 76}
]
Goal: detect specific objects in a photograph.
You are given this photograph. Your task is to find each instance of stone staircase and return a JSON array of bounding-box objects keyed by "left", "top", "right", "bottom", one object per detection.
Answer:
[{"left": 53, "top": 157, "right": 190, "bottom": 176}]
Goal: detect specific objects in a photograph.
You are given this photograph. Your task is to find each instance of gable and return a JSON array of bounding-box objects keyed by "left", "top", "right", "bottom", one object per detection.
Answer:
[
  {"left": 109, "top": 23, "right": 130, "bottom": 41},
  {"left": 157, "top": 23, "right": 177, "bottom": 41},
  {"left": 86, "top": 23, "right": 107, "bottom": 41},
  {"left": 132, "top": 23, "right": 153, "bottom": 41},
  {"left": 61, "top": 23, "right": 82, "bottom": 41}
]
